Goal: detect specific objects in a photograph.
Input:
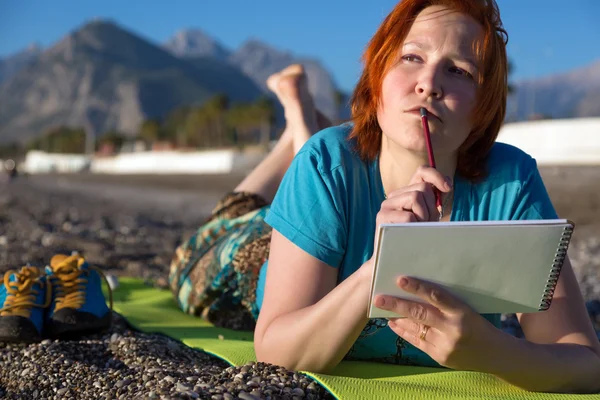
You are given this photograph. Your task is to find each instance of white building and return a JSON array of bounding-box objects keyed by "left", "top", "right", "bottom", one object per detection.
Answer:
[{"left": 497, "top": 118, "right": 600, "bottom": 165}]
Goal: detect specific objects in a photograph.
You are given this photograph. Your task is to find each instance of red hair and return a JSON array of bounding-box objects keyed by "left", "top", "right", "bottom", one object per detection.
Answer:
[{"left": 349, "top": 0, "right": 508, "bottom": 181}]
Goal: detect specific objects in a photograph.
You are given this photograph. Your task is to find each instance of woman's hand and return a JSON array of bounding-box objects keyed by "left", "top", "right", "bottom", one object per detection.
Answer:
[
  {"left": 377, "top": 165, "right": 452, "bottom": 224},
  {"left": 359, "top": 166, "right": 452, "bottom": 281},
  {"left": 374, "top": 276, "right": 500, "bottom": 372}
]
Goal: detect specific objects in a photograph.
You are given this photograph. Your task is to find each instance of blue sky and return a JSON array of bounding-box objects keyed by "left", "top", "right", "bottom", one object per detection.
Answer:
[{"left": 1, "top": 0, "right": 599, "bottom": 92}]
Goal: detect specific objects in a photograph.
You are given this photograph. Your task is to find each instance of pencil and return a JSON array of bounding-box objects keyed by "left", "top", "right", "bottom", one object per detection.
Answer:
[{"left": 420, "top": 107, "right": 443, "bottom": 211}]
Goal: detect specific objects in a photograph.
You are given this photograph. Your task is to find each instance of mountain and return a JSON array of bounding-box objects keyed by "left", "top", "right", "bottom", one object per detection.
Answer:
[
  {"left": 0, "top": 44, "right": 42, "bottom": 84},
  {"left": 164, "top": 33, "right": 344, "bottom": 121},
  {"left": 0, "top": 20, "right": 263, "bottom": 144},
  {"left": 7, "top": 21, "right": 596, "bottom": 146},
  {"left": 507, "top": 60, "right": 600, "bottom": 120},
  {"left": 163, "top": 29, "right": 231, "bottom": 60}
]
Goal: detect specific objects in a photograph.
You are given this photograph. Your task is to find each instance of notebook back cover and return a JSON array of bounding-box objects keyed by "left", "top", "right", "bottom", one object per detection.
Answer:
[{"left": 368, "top": 220, "right": 573, "bottom": 319}]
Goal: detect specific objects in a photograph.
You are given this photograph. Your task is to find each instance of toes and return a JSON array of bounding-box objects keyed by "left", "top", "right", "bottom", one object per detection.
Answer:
[
  {"left": 280, "top": 63, "right": 305, "bottom": 77},
  {"left": 266, "top": 64, "right": 305, "bottom": 95}
]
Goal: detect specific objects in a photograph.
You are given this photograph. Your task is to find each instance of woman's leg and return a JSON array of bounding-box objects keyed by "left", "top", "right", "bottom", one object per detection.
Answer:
[
  {"left": 170, "top": 66, "right": 333, "bottom": 324},
  {"left": 234, "top": 64, "right": 330, "bottom": 203}
]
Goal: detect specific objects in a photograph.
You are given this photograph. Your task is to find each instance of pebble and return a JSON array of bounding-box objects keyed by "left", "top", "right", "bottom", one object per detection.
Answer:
[{"left": 238, "top": 392, "right": 259, "bottom": 400}]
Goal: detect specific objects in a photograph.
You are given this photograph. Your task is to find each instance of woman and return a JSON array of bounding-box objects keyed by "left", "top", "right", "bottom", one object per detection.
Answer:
[{"left": 169, "top": 0, "right": 600, "bottom": 393}]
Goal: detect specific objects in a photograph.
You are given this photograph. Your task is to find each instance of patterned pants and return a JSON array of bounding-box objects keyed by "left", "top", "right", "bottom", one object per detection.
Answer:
[{"left": 168, "top": 192, "right": 272, "bottom": 331}]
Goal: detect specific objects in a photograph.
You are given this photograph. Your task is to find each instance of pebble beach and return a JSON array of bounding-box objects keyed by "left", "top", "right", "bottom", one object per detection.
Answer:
[{"left": 1, "top": 167, "right": 599, "bottom": 399}]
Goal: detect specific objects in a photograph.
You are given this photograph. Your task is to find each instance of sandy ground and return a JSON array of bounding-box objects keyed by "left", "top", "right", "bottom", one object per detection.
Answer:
[{"left": 17, "top": 165, "right": 600, "bottom": 239}]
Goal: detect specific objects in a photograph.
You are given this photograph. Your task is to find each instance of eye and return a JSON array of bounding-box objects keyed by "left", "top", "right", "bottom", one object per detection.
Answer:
[
  {"left": 401, "top": 54, "right": 423, "bottom": 63},
  {"left": 449, "top": 66, "right": 474, "bottom": 80}
]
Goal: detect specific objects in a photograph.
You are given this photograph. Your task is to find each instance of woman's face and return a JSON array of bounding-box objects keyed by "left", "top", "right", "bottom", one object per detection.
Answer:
[{"left": 377, "top": 5, "right": 483, "bottom": 156}]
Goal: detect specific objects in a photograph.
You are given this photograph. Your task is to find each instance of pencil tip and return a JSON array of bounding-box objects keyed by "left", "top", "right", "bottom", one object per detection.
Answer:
[{"left": 420, "top": 107, "right": 427, "bottom": 117}]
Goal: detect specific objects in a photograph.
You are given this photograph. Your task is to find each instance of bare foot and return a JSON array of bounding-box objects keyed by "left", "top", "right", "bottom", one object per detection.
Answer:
[
  {"left": 266, "top": 64, "right": 305, "bottom": 102},
  {"left": 268, "top": 65, "right": 315, "bottom": 118},
  {"left": 266, "top": 64, "right": 320, "bottom": 153},
  {"left": 267, "top": 66, "right": 333, "bottom": 131}
]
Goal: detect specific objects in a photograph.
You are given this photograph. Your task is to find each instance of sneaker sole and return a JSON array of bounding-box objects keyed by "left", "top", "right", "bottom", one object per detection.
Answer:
[
  {"left": 0, "top": 316, "right": 42, "bottom": 343},
  {"left": 47, "top": 310, "right": 112, "bottom": 339}
]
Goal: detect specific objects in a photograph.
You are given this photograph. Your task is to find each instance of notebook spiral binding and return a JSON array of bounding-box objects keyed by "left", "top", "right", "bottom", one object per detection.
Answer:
[{"left": 539, "top": 225, "right": 574, "bottom": 311}]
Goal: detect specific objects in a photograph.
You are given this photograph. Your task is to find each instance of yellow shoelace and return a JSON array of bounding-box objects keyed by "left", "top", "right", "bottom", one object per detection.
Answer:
[
  {"left": 49, "top": 254, "right": 113, "bottom": 312},
  {"left": 1, "top": 266, "right": 52, "bottom": 318}
]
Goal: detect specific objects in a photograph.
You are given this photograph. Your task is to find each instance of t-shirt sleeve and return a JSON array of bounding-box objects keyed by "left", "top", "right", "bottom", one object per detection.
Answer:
[
  {"left": 265, "top": 148, "right": 347, "bottom": 268},
  {"left": 511, "top": 157, "right": 559, "bottom": 220}
]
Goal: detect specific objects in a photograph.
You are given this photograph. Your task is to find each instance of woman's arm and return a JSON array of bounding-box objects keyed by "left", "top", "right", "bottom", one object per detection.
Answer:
[
  {"left": 254, "top": 230, "right": 372, "bottom": 372},
  {"left": 487, "top": 257, "right": 600, "bottom": 393},
  {"left": 254, "top": 166, "right": 452, "bottom": 372}
]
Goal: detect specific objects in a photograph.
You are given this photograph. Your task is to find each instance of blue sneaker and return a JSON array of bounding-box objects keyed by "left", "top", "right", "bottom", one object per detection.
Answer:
[
  {"left": 45, "top": 253, "right": 113, "bottom": 338},
  {"left": 0, "top": 266, "right": 51, "bottom": 343}
]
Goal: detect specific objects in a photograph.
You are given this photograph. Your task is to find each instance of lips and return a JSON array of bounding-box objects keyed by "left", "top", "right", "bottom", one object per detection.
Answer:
[{"left": 406, "top": 107, "right": 441, "bottom": 122}]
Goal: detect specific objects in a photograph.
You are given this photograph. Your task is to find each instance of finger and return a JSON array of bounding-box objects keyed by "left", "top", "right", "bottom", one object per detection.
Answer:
[
  {"left": 377, "top": 209, "right": 417, "bottom": 225},
  {"left": 409, "top": 192, "right": 430, "bottom": 222},
  {"left": 409, "top": 165, "right": 452, "bottom": 194},
  {"left": 397, "top": 276, "right": 467, "bottom": 315},
  {"left": 387, "top": 319, "right": 436, "bottom": 355},
  {"left": 374, "top": 295, "right": 443, "bottom": 328},
  {"left": 385, "top": 182, "right": 430, "bottom": 199},
  {"left": 385, "top": 184, "right": 438, "bottom": 222},
  {"left": 382, "top": 191, "right": 429, "bottom": 222},
  {"left": 420, "top": 186, "right": 437, "bottom": 220},
  {"left": 388, "top": 318, "right": 439, "bottom": 347}
]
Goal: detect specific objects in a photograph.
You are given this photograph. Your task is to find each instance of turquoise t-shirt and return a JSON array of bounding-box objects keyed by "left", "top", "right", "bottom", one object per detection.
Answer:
[{"left": 256, "top": 124, "right": 558, "bottom": 367}]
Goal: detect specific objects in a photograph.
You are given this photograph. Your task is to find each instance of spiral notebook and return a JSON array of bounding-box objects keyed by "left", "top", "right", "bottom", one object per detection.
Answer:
[{"left": 368, "top": 219, "right": 574, "bottom": 319}]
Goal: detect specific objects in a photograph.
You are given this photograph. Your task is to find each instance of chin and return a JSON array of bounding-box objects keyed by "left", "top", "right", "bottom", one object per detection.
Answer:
[{"left": 382, "top": 128, "right": 428, "bottom": 153}]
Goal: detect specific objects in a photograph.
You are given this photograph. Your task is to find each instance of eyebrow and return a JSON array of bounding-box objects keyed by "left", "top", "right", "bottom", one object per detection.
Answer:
[{"left": 403, "top": 41, "right": 479, "bottom": 71}]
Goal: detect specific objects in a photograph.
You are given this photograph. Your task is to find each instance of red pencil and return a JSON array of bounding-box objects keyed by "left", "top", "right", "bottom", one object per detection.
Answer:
[{"left": 420, "top": 107, "right": 443, "bottom": 211}]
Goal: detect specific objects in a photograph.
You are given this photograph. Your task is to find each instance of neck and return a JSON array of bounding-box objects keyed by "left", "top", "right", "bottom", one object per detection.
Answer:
[{"left": 379, "top": 135, "right": 457, "bottom": 195}]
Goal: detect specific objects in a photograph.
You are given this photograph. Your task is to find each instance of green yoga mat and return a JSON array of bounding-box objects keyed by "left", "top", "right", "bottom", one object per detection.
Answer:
[{"left": 109, "top": 278, "right": 600, "bottom": 399}]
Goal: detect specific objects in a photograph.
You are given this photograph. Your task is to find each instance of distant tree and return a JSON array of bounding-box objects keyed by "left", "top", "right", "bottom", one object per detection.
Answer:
[
  {"left": 226, "top": 103, "right": 250, "bottom": 146},
  {"left": 0, "top": 142, "right": 23, "bottom": 159},
  {"left": 27, "top": 126, "right": 86, "bottom": 154},
  {"left": 203, "top": 94, "right": 230, "bottom": 147},
  {"left": 138, "top": 119, "right": 163, "bottom": 144},
  {"left": 98, "top": 130, "right": 126, "bottom": 150},
  {"left": 226, "top": 96, "right": 275, "bottom": 148},
  {"left": 254, "top": 96, "right": 275, "bottom": 148},
  {"left": 163, "top": 106, "right": 192, "bottom": 147},
  {"left": 133, "top": 94, "right": 276, "bottom": 150},
  {"left": 183, "top": 106, "right": 209, "bottom": 147},
  {"left": 181, "top": 94, "right": 232, "bottom": 148}
]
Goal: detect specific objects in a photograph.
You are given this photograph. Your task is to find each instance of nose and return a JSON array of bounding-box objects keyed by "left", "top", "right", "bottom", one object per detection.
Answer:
[{"left": 415, "top": 66, "right": 443, "bottom": 99}]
